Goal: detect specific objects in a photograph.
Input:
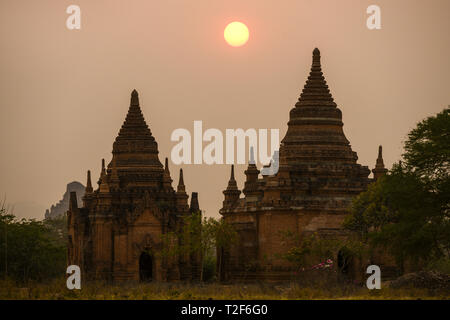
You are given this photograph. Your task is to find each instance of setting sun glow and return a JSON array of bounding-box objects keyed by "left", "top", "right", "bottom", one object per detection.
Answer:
[{"left": 224, "top": 22, "right": 249, "bottom": 47}]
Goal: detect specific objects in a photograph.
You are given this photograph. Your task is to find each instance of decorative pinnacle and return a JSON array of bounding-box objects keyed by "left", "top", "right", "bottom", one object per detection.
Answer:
[
  {"left": 130, "top": 89, "right": 139, "bottom": 106},
  {"left": 164, "top": 157, "right": 170, "bottom": 173},
  {"left": 225, "top": 164, "right": 239, "bottom": 191},
  {"left": 230, "top": 164, "right": 235, "bottom": 181},
  {"left": 86, "top": 170, "right": 93, "bottom": 193},
  {"left": 312, "top": 48, "right": 321, "bottom": 67},
  {"left": 177, "top": 168, "right": 186, "bottom": 193},
  {"left": 179, "top": 168, "right": 184, "bottom": 185},
  {"left": 376, "top": 145, "right": 385, "bottom": 168}
]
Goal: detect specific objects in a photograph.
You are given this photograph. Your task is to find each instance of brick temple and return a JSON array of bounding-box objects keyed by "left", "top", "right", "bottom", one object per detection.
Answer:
[
  {"left": 67, "top": 90, "right": 201, "bottom": 282},
  {"left": 219, "top": 48, "right": 388, "bottom": 281}
]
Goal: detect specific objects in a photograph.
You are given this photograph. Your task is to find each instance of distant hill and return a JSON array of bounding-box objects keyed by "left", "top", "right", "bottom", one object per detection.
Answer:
[{"left": 45, "top": 181, "right": 85, "bottom": 219}]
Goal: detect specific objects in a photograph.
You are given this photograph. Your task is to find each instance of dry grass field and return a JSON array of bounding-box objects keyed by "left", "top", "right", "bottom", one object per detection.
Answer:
[{"left": 0, "top": 279, "right": 448, "bottom": 300}]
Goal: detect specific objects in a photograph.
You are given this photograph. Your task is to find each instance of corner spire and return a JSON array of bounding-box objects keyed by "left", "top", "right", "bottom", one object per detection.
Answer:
[
  {"left": 162, "top": 157, "right": 172, "bottom": 188},
  {"left": 223, "top": 165, "right": 241, "bottom": 207},
  {"left": 226, "top": 165, "right": 238, "bottom": 191},
  {"left": 189, "top": 192, "right": 200, "bottom": 213},
  {"left": 177, "top": 168, "right": 186, "bottom": 193},
  {"left": 164, "top": 157, "right": 170, "bottom": 173},
  {"left": 372, "top": 145, "right": 388, "bottom": 181},
  {"left": 85, "top": 170, "right": 93, "bottom": 194}
]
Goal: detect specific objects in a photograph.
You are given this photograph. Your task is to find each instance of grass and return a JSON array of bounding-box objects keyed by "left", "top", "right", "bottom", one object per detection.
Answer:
[{"left": 0, "top": 279, "right": 448, "bottom": 300}]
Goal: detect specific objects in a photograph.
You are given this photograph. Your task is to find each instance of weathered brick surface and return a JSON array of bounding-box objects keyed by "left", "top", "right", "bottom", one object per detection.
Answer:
[
  {"left": 220, "top": 49, "right": 388, "bottom": 281},
  {"left": 67, "top": 90, "right": 201, "bottom": 282}
]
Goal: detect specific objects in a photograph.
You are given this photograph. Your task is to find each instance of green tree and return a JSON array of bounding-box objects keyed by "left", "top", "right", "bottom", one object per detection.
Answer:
[
  {"left": 0, "top": 208, "right": 67, "bottom": 284},
  {"left": 344, "top": 107, "right": 450, "bottom": 270}
]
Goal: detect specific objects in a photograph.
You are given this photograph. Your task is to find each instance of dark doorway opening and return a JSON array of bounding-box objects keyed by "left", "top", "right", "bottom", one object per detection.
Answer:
[
  {"left": 337, "top": 248, "right": 352, "bottom": 275},
  {"left": 139, "top": 251, "right": 153, "bottom": 282}
]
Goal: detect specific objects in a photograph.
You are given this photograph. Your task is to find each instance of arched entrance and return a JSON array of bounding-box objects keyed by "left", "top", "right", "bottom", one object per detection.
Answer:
[
  {"left": 337, "top": 248, "right": 353, "bottom": 276},
  {"left": 139, "top": 251, "right": 153, "bottom": 282}
]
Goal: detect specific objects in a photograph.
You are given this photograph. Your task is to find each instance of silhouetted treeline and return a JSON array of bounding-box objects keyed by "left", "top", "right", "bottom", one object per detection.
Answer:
[{"left": 0, "top": 209, "right": 67, "bottom": 284}]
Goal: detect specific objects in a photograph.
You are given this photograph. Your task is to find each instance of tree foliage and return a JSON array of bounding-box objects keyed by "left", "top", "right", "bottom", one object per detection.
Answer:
[
  {"left": 344, "top": 107, "right": 450, "bottom": 269},
  {"left": 0, "top": 208, "right": 67, "bottom": 284}
]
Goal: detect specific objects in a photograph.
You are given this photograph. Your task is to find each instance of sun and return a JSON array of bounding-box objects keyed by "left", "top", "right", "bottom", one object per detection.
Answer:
[{"left": 224, "top": 22, "right": 249, "bottom": 47}]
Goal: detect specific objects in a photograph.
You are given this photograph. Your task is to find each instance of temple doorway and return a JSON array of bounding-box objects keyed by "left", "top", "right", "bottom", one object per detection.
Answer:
[
  {"left": 139, "top": 251, "right": 153, "bottom": 282},
  {"left": 337, "top": 248, "right": 353, "bottom": 276}
]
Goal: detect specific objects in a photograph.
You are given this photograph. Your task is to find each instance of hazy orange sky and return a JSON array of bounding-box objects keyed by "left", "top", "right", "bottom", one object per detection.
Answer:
[{"left": 0, "top": 0, "right": 449, "bottom": 219}]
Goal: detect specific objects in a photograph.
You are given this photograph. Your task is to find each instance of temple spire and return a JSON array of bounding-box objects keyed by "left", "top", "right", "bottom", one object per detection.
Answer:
[
  {"left": 131, "top": 89, "right": 139, "bottom": 106},
  {"left": 372, "top": 145, "right": 388, "bottom": 181},
  {"left": 98, "top": 159, "right": 106, "bottom": 185},
  {"left": 176, "top": 168, "right": 189, "bottom": 212},
  {"left": 163, "top": 157, "right": 173, "bottom": 188},
  {"left": 113, "top": 90, "right": 159, "bottom": 156},
  {"left": 226, "top": 164, "right": 239, "bottom": 190},
  {"left": 189, "top": 192, "right": 200, "bottom": 213},
  {"left": 85, "top": 170, "right": 93, "bottom": 194},
  {"left": 312, "top": 48, "right": 321, "bottom": 67},
  {"left": 223, "top": 165, "right": 241, "bottom": 207},
  {"left": 295, "top": 48, "right": 336, "bottom": 108},
  {"left": 177, "top": 168, "right": 186, "bottom": 193}
]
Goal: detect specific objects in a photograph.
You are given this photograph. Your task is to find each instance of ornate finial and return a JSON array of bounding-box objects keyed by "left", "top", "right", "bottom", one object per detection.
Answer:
[
  {"left": 312, "top": 48, "right": 321, "bottom": 67},
  {"left": 164, "top": 157, "right": 169, "bottom": 172},
  {"left": 225, "top": 165, "right": 239, "bottom": 191},
  {"left": 98, "top": 158, "right": 107, "bottom": 185},
  {"left": 85, "top": 170, "right": 93, "bottom": 193},
  {"left": 179, "top": 168, "right": 184, "bottom": 185},
  {"left": 177, "top": 168, "right": 186, "bottom": 193},
  {"left": 373, "top": 145, "right": 388, "bottom": 180},
  {"left": 162, "top": 157, "right": 172, "bottom": 188},
  {"left": 131, "top": 89, "right": 139, "bottom": 106}
]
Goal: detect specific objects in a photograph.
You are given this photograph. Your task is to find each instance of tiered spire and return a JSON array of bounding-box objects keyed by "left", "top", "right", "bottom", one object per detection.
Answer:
[
  {"left": 372, "top": 145, "right": 388, "bottom": 181},
  {"left": 295, "top": 48, "right": 336, "bottom": 108},
  {"left": 98, "top": 159, "right": 106, "bottom": 185},
  {"left": 223, "top": 165, "right": 241, "bottom": 207},
  {"left": 112, "top": 90, "right": 160, "bottom": 157},
  {"left": 280, "top": 48, "right": 362, "bottom": 167},
  {"left": 189, "top": 192, "right": 200, "bottom": 213},
  {"left": 227, "top": 165, "right": 238, "bottom": 190},
  {"left": 176, "top": 168, "right": 189, "bottom": 212},
  {"left": 243, "top": 147, "right": 260, "bottom": 197},
  {"left": 177, "top": 168, "right": 186, "bottom": 193},
  {"left": 99, "top": 159, "right": 110, "bottom": 193},
  {"left": 162, "top": 157, "right": 173, "bottom": 188},
  {"left": 109, "top": 90, "right": 164, "bottom": 187},
  {"left": 85, "top": 170, "right": 93, "bottom": 194}
]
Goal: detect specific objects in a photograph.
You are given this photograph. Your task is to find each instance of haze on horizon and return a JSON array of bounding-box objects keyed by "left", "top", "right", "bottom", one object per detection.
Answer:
[{"left": 0, "top": 0, "right": 449, "bottom": 220}]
